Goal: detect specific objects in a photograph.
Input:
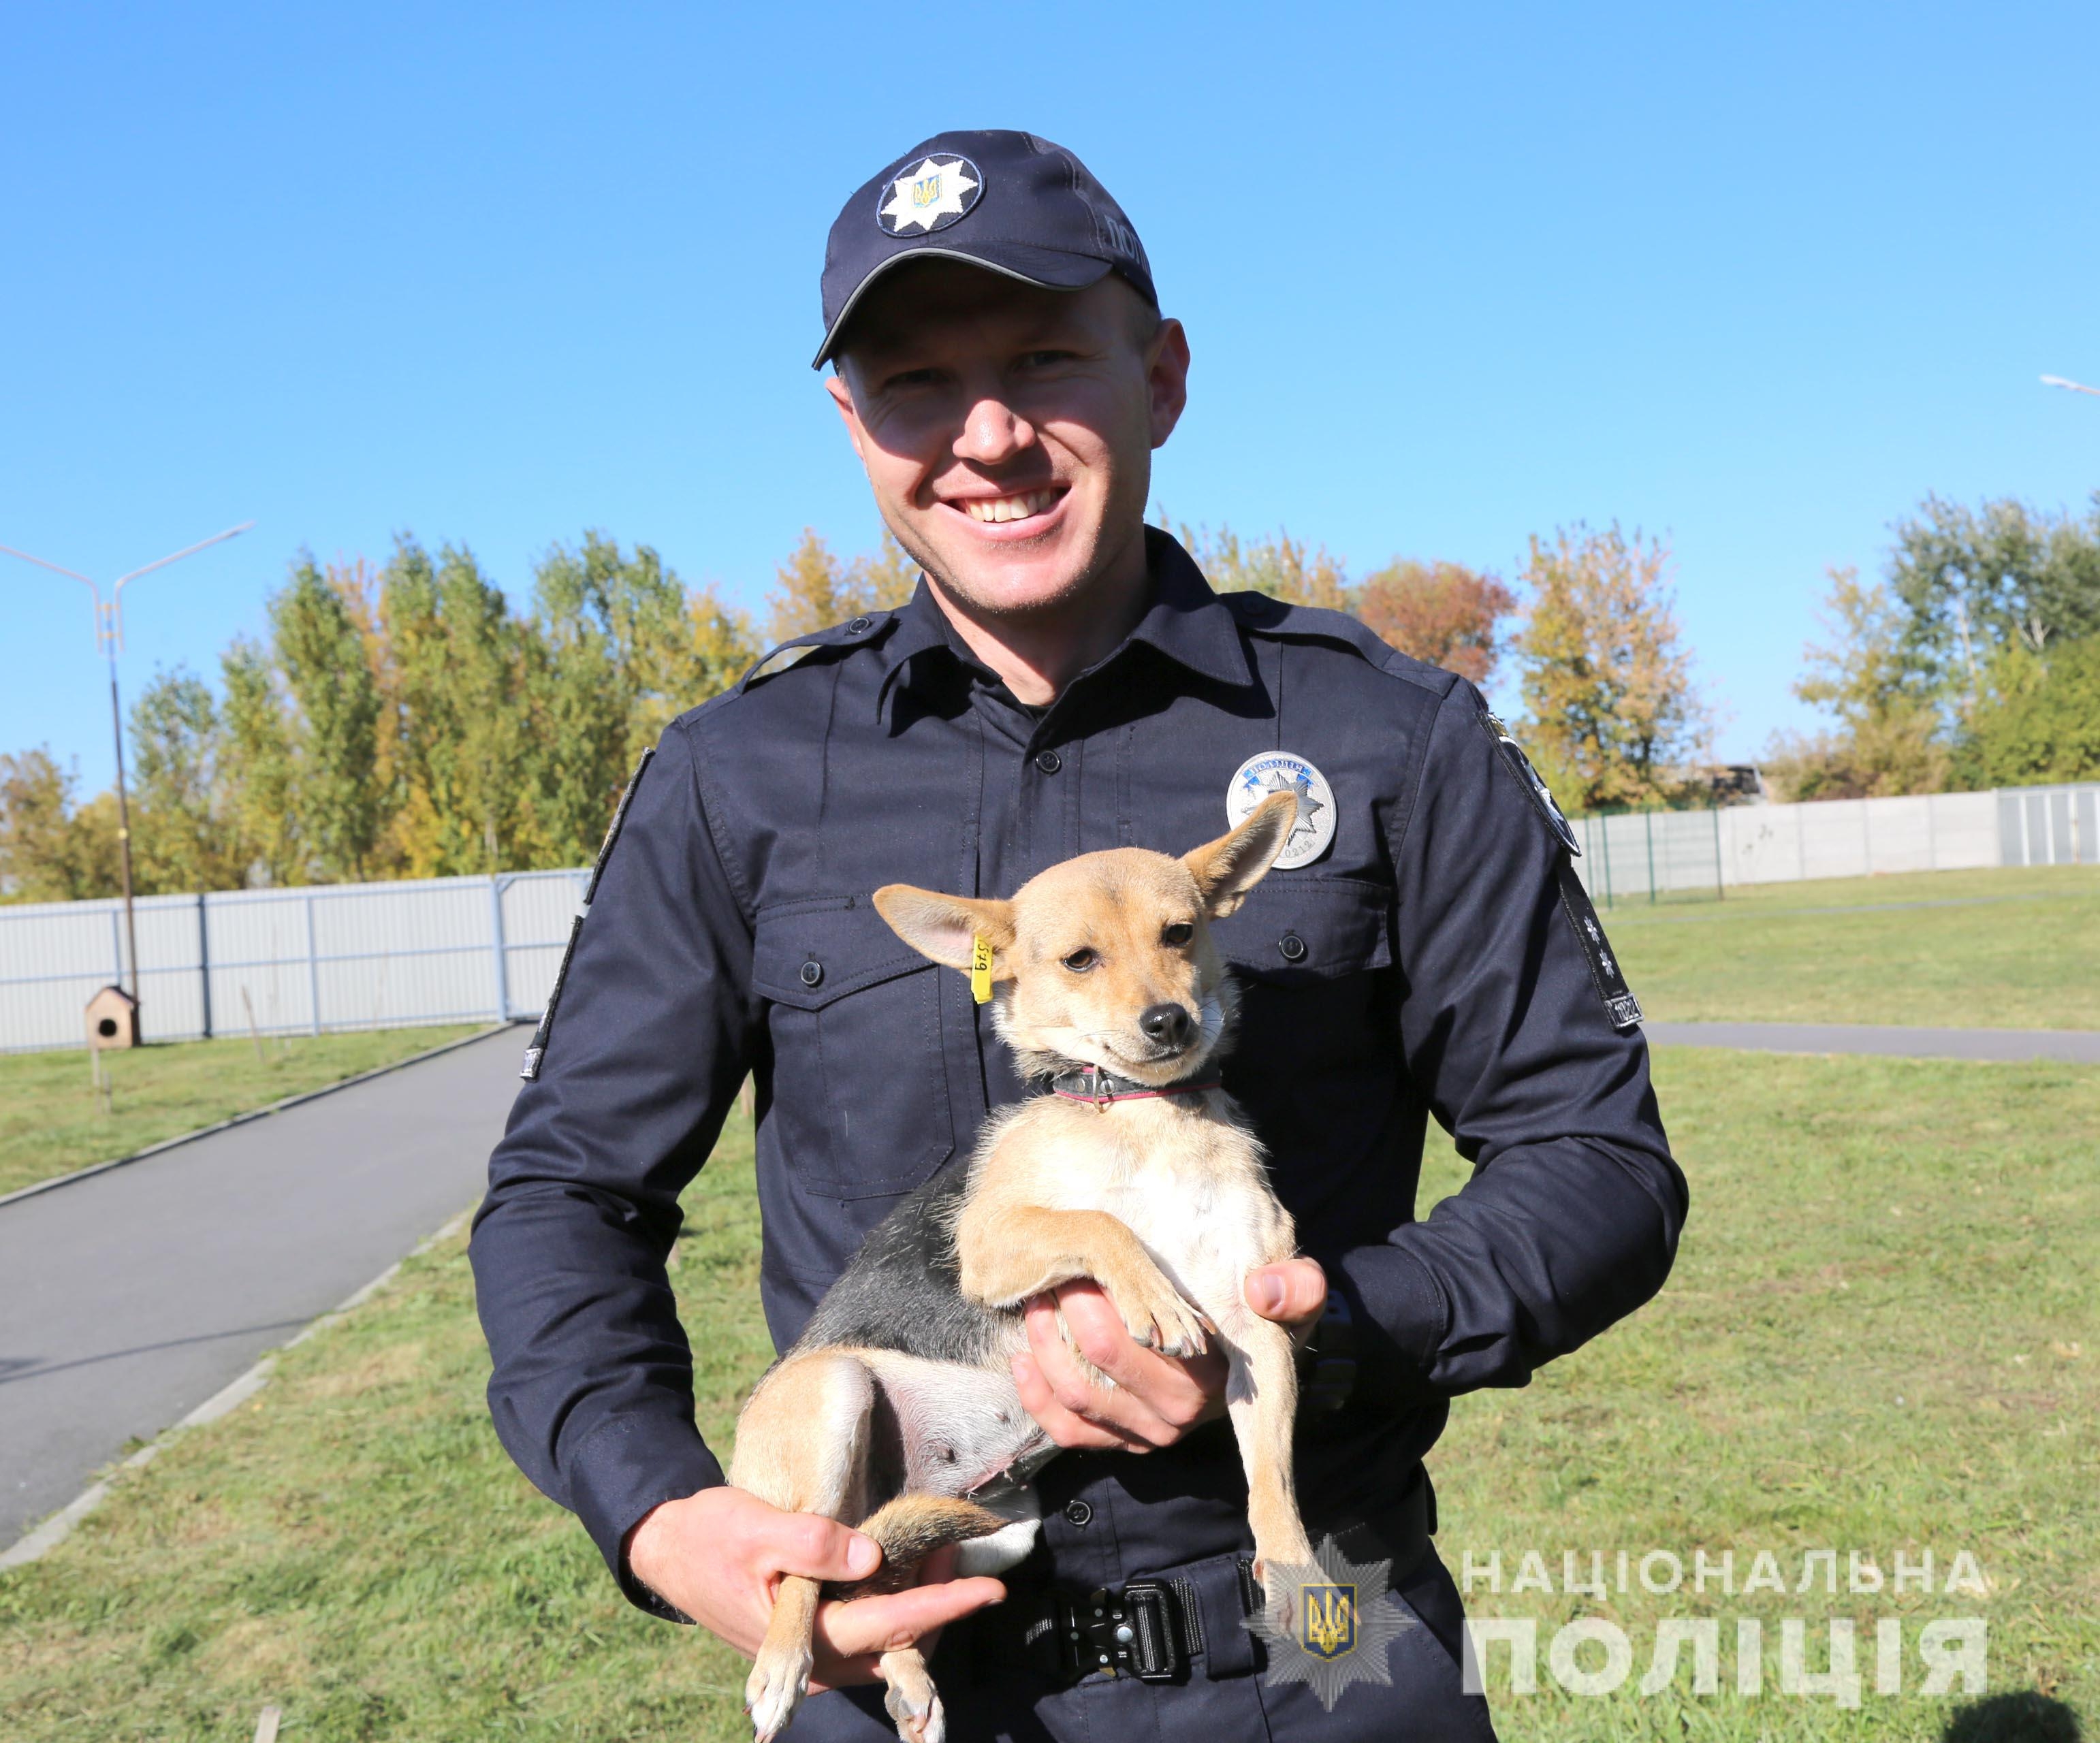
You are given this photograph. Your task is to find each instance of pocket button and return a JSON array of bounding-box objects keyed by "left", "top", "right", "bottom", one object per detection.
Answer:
[
  {"left": 1277, "top": 931, "right": 1308, "bottom": 963},
  {"left": 799, "top": 959, "right": 824, "bottom": 988}
]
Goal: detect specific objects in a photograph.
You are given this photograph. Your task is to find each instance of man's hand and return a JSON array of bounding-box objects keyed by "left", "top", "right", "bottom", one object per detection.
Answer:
[
  {"left": 1011, "top": 1258, "right": 1328, "bottom": 1452},
  {"left": 625, "top": 1486, "right": 1006, "bottom": 1689}
]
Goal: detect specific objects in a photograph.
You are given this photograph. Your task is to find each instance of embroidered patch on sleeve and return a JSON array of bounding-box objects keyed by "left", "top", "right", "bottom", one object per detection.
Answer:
[
  {"left": 520, "top": 744, "right": 656, "bottom": 1081},
  {"left": 1554, "top": 857, "right": 1643, "bottom": 1031},
  {"left": 1476, "top": 710, "right": 1580, "bottom": 855}
]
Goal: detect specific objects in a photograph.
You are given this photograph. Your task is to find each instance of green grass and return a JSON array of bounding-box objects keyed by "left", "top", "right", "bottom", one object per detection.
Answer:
[
  {"left": 3, "top": 1052, "right": 2093, "bottom": 1740},
  {"left": 1606, "top": 864, "right": 2100, "bottom": 1029},
  {"left": 0, "top": 1026, "right": 489, "bottom": 1198}
]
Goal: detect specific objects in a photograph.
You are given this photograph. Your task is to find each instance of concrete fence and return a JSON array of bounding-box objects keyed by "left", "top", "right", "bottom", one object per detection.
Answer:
[
  {"left": 2, "top": 783, "right": 2095, "bottom": 1053},
  {"left": 1567, "top": 782, "right": 2097, "bottom": 907},
  {"left": 0, "top": 869, "right": 586, "bottom": 1054}
]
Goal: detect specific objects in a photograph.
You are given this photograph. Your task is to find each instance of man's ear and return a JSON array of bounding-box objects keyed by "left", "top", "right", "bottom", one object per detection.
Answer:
[
  {"left": 823, "top": 370, "right": 869, "bottom": 464},
  {"left": 872, "top": 886, "right": 1017, "bottom": 972},
  {"left": 1181, "top": 790, "right": 1299, "bottom": 917}
]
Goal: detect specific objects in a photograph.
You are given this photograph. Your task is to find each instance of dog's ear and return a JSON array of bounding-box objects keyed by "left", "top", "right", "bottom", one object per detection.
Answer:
[
  {"left": 1181, "top": 790, "right": 1299, "bottom": 918},
  {"left": 873, "top": 886, "right": 1018, "bottom": 973}
]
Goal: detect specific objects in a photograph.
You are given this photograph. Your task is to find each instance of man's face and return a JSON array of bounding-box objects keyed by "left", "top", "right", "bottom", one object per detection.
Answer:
[{"left": 825, "top": 263, "right": 1190, "bottom": 619}]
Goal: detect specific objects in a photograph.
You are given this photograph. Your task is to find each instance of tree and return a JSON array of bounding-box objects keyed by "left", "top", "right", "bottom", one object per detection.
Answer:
[
  {"left": 0, "top": 749, "right": 118, "bottom": 901},
  {"left": 1960, "top": 637, "right": 2100, "bottom": 787},
  {"left": 764, "top": 528, "right": 918, "bottom": 643},
  {"left": 381, "top": 539, "right": 536, "bottom": 877},
  {"left": 271, "top": 557, "right": 388, "bottom": 880},
  {"left": 1515, "top": 524, "right": 1712, "bottom": 812},
  {"left": 1355, "top": 560, "right": 1516, "bottom": 685},
  {"left": 219, "top": 637, "right": 303, "bottom": 886},
  {"left": 1888, "top": 492, "right": 2100, "bottom": 704},
  {"left": 1172, "top": 522, "right": 1353, "bottom": 610},
  {"left": 128, "top": 667, "right": 244, "bottom": 892},
  {"left": 1760, "top": 566, "right": 1950, "bottom": 801}
]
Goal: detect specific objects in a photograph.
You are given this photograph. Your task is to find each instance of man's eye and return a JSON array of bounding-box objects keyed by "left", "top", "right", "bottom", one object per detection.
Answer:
[
  {"left": 1019, "top": 349, "right": 1076, "bottom": 368},
  {"left": 1062, "top": 947, "right": 1098, "bottom": 972},
  {"left": 885, "top": 367, "right": 942, "bottom": 389},
  {"left": 1161, "top": 922, "right": 1194, "bottom": 948}
]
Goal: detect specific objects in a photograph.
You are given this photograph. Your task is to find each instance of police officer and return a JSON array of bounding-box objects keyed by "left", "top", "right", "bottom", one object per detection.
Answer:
[{"left": 473, "top": 129, "right": 1687, "bottom": 1741}]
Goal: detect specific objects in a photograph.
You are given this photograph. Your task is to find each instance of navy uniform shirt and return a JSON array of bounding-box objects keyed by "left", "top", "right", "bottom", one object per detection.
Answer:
[{"left": 471, "top": 528, "right": 1687, "bottom": 1614}]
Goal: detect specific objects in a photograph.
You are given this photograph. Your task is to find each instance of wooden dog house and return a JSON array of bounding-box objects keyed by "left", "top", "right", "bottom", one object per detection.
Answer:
[{"left": 85, "top": 985, "right": 140, "bottom": 1051}]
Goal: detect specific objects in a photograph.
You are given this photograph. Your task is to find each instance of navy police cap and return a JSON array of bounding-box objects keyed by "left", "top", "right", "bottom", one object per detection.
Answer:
[{"left": 814, "top": 129, "right": 1156, "bottom": 370}]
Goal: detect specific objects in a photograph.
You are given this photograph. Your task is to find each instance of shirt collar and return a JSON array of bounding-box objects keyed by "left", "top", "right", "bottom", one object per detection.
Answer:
[{"left": 875, "top": 526, "right": 1252, "bottom": 718}]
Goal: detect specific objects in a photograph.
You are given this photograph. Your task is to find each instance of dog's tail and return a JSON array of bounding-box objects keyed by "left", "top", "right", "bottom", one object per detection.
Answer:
[{"left": 826, "top": 1494, "right": 1013, "bottom": 1599}]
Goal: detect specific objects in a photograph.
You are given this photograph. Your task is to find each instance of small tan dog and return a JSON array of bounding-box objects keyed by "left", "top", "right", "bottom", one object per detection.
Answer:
[{"left": 729, "top": 791, "right": 1314, "bottom": 1742}]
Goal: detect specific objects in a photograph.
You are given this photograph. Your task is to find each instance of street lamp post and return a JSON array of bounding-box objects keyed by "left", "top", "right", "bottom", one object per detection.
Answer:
[{"left": 1, "top": 524, "right": 255, "bottom": 1012}]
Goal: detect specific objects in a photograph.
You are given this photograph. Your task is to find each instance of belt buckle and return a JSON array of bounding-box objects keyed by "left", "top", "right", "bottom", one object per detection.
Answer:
[{"left": 1055, "top": 1582, "right": 1183, "bottom": 1683}]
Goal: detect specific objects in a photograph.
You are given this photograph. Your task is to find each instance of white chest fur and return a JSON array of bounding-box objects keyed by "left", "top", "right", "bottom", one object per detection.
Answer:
[{"left": 1004, "top": 1093, "right": 1295, "bottom": 1332}]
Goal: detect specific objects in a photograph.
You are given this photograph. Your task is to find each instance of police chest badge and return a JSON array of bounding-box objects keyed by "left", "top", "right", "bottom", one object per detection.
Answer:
[
  {"left": 1226, "top": 752, "right": 1335, "bottom": 869},
  {"left": 876, "top": 154, "right": 981, "bottom": 235}
]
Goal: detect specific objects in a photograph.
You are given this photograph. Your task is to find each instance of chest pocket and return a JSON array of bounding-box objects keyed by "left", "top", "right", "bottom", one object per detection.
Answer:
[
  {"left": 1210, "top": 878, "right": 1397, "bottom": 1195},
  {"left": 752, "top": 897, "right": 957, "bottom": 1198}
]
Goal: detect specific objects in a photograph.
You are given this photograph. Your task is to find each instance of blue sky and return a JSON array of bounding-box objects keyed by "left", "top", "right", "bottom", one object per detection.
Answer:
[{"left": 6, "top": 1, "right": 2097, "bottom": 787}]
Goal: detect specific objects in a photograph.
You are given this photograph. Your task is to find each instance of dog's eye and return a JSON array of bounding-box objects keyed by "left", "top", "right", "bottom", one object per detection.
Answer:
[
  {"left": 1062, "top": 947, "right": 1098, "bottom": 973},
  {"left": 1161, "top": 922, "right": 1194, "bottom": 948}
]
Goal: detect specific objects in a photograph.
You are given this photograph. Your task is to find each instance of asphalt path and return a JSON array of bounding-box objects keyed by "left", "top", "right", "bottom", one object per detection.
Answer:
[
  {"left": 0, "top": 1025, "right": 524, "bottom": 1552},
  {"left": 5, "top": 1016, "right": 2089, "bottom": 1554},
  {"left": 1647, "top": 1021, "right": 2100, "bottom": 1064}
]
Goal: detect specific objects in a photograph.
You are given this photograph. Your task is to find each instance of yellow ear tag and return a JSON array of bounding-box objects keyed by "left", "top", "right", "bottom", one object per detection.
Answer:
[{"left": 970, "top": 934, "right": 994, "bottom": 1005}]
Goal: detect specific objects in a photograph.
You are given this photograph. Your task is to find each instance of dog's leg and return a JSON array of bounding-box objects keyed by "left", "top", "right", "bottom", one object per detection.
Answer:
[
  {"left": 957, "top": 1202, "right": 1209, "bottom": 1358},
  {"left": 1222, "top": 1317, "right": 1317, "bottom": 1629},
  {"left": 728, "top": 1350, "right": 876, "bottom": 1743},
  {"left": 878, "top": 1645, "right": 945, "bottom": 1743}
]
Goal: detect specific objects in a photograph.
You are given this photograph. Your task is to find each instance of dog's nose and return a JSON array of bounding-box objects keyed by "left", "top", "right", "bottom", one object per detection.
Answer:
[{"left": 1139, "top": 1002, "right": 1194, "bottom": 1049}]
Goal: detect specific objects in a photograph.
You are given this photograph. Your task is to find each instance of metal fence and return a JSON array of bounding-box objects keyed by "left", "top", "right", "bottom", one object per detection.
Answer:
[
  {"left": 1568, "top": 782, "right": 2099, "bottom": 908},
  {"left": 0, "top": 869, "right": 586, "bottom": 1054},
  {"left": 3, "top": 782, "right": 2097, "bottom": 1052}
]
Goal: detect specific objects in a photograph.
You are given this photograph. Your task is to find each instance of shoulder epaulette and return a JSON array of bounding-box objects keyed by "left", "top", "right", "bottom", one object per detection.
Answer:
[
  {"left": 736, "top": 609, "right": 900, "bottom": 694},
  {"left": 1217, "top": 592, "right": 1459, "bottom": 697}
]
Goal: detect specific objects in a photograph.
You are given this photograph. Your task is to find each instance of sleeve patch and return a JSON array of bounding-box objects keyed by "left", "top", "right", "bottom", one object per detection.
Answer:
[
  {"left": 1554, "top": 857, "right": 1643, "bottom": 1031},
  {"left": 520, "top": 745, "right": 656, "bottom": 1081},
  {"left": 1477, "top": 711, "right": 1580, "bottom": 855}
]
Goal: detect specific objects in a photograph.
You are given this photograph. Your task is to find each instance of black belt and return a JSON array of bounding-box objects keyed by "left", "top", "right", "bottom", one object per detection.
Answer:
[{"left": 990, "top": 1473, "right": 1435, "bottom": 1689}]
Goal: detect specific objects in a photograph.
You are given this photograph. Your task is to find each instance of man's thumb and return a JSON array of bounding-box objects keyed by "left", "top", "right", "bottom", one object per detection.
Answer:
[
  {"left": 1246, "top": 1260, "right": 1325, "bottom": 1323},
  {"left": 782, "top": 1512, "right": 882, "bottom": 1580}
]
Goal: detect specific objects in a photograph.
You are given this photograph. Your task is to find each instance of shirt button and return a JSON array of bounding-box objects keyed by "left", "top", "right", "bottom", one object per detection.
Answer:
[
  {"left": 1063, "top": 1499, "right": 1092, "bottom": 1527},
  {"left": 1277, "top": 932, "right": 1308, "bottom": 963},
  {"left": 799, "top": 960, "right": 824, "bottom": 988},
  {"left": 847, "top": 615, "right": 872, "bottom": 635},
  {"left": 1034, "top": 749, "right": 1062, "bottom": 774}
]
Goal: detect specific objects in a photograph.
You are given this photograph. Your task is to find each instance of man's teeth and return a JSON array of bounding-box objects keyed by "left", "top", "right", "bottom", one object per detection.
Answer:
[{"left": 961, "top": 490, "right": 1059, "bottom": 524}]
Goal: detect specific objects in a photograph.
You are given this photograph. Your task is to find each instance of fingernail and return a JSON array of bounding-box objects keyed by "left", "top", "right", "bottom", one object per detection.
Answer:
[
  {"left": 1011, "top": 1355, "right": 1034, "bottom": 1386},
  {"left": 1250, "top": 1273, "right": 1285, "bottom": 1315},
  {"left": 848, "top": 1534, "right": 880, "bottom": 1577}
]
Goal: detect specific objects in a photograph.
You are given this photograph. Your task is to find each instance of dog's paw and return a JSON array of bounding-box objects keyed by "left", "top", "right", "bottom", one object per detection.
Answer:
[
  {"left": 1098, "top": 1264, "right": 1209, "bottom": 1361},
  {"left": 881, "top": 1653, "right": 945, "bottom": 1743},
  {"left": 1252, "top": 1543, "right": 1320, "bottom": 1637},
  {"left": 746, "top": 1644, "right": 812, "bottom": 1743},
  {"left": 1141, "top": 1290, "right": 1211, "bottom": 1361}
]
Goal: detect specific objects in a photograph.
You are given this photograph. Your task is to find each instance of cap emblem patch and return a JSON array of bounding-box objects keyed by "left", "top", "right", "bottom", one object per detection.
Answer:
[
  {"left": 878, "top": 154, "right": 982, "bottom": 236},
  {"left": 1226, "top": 751, "right": 1337, "bottom": 870}
]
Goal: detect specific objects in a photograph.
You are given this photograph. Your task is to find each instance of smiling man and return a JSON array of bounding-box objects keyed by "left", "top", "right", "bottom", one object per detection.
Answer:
[{"left": 473, "top": 130, "right": 1687, "bottom": 1742}]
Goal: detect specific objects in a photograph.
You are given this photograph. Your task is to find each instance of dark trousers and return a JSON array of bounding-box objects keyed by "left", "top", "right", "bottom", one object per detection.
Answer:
[{"left": 793, "top": 1545, "right": 1497, "bottom": 1743}]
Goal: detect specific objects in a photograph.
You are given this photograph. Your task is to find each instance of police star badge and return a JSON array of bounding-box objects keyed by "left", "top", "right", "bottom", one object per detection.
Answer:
[
  {"left": 1225, "top": 752, "right": 1336, "bottom": 869},
  {"left": 876, "top": 154, "right": 982, "bottom": 235},
  {"left": 1245, "top": 1535, "right": 1413, "bottom": 1710}
]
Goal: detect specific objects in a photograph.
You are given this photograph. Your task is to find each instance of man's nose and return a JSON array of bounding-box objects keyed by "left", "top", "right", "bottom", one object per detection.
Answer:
[
  {"left": 954, "top": 395, "right": 1036, "bottom": 465},
  {"left": 1139, "top": 1003, "right": 1194, "bottom": 1050}
]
